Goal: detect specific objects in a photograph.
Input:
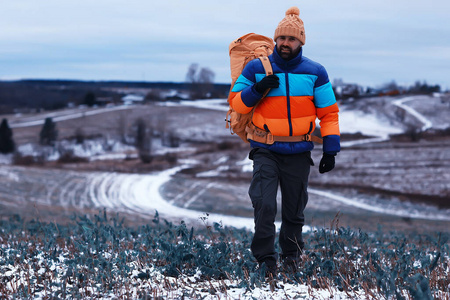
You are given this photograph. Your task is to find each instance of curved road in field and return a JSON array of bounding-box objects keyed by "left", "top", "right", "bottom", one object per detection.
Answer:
[{"left": 1, "top": 96, "right": 450, "bottom": 230}]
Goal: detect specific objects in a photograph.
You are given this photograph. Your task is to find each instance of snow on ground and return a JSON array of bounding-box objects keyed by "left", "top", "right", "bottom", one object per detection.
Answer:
[
  {"left": 393, "top": 96, "right": 433, "bottom": 131},
  {"left": 119, "top": 272, "right": 362, "bottom": 300},
  {"left": 163, "top": 97, "right": 450, "bottom": 222},
  {"left": 8, "top": 105, "right": 132, "bottom": 128},
  {"left": 308, "top": 188, "right": 450, "bottom": 221},
  {"left": 2, "top": 96, "right": 448, "bottom": 300},
  {"left": 338, "top": 107, "right": 403, "bottom": 138},
  {"left": 2, "top": 96, "right": 448, "bottom": 228},
  {"left": 87, "top": 165, "right": 257, "bottom": 230},
  {"left": 0, "top": 153, "right": 13, "bottom": 164},
  {"left": 86, "top": 164, "right": 293, "bottom": 231},
  {"left": 13, "top": 139, "right": 137, "bottom": 162},
  {"left": 338, "top": 108, "right": 404, "bottom": 147},
  {"left": 164, "top": 98, "right": 405, "bottom": 137},
  {"left": 83, "top": 147, "right": 450, "bottom": 229},
  {"left": 161, "top": 98, "right": 229, "bottom": 112}
]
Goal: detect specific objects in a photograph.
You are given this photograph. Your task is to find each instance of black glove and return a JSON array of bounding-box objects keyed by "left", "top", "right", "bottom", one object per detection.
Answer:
[
  {"left": 319, "top": 153, "right": 335, "bottom": 174},
  {"left": 254, "top": 75, "right": 279, "bottom": 94}
]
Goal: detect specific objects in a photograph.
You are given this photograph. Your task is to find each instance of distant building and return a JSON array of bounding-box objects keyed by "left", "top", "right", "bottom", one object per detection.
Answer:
[
  {"left": 333, "top": 79, "right": 364, "bottom": 100},
  {"left": 161, "top": 90, "right": 190, "bottom": 101},
  {"left": 122, "top": 94, "right": 145, "bottom": 105}
]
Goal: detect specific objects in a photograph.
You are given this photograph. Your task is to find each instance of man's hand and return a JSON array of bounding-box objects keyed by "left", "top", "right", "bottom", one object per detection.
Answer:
[
  {"left": 319, "top": 153, "right": 335, "bottom": 173},
  {"left": 255, "top": 75, "right": 279, "bottom": 94}
]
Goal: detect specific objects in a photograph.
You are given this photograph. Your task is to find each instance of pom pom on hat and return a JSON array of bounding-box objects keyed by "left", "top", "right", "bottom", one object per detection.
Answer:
[
  {"left": 274, "top": 6, "right": 305, "bottom": 45},
  {"left": 285, "top": 6, "right": 299, "bottom": 16}
]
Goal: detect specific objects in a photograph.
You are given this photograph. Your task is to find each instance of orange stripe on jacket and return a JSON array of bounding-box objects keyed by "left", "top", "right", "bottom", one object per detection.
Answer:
[
  {"left": 255, "top": 96, "right": 287, "bottom": 119},
  {"left": 289, "top": 96, "right": 316, "bottom": 118},
  {"left": 254, "top": 95, "right": 316, "bottom": 119},
  {"left": 252, "top": 95, "right": 317, "bottom": 136},
  {"left": 229, "top": 91, "right": 253, "bottom": 114},
  {"left": 317, "top": 103, "right": 340, "bottom": 136}
]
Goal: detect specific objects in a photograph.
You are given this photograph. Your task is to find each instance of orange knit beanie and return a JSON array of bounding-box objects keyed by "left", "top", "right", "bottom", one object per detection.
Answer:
[{"left": 274, "top": 7, "right": 305, "bottom": 45}]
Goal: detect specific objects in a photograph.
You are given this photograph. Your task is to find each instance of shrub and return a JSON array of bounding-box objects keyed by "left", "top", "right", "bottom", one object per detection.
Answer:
[
  {"left": 57, "top": 151, "right": 89, "bottom": 163},
  {"left": 39, "top": 117, "right": 58, "bottom": 146}
]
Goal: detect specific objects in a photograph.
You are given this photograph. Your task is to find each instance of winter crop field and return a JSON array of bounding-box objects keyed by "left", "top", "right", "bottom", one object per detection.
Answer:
[
  {"left": 1, "top": 94, "right": 450, "bottom": 299},
  {"left": 1, "top": 211, "right": 448, "bottom": 299}
]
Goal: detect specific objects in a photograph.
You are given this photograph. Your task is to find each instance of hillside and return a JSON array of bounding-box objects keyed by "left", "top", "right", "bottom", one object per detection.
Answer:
[
  {"left": 0, "top": 79, "right": 231, "bottom": 114},
  {"left": 0, "top": 94, "right": 449, "bottom": 298}
]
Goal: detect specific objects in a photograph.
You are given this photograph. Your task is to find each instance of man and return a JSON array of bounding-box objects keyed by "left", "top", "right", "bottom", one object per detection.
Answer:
[{"left": 229, "top": 7, "right": 340, "bottom": 277}]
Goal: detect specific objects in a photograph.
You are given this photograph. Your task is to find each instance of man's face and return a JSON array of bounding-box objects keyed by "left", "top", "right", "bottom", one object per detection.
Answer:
[{"left": 276, "top": 36, "right": 302, "bottom": 60}]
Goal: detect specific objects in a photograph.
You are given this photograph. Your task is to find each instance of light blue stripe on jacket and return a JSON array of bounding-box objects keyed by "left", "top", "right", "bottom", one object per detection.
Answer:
[
  {"left": 253, "top": 73, "right": 318, "bottom": 97},
  {"left": 314, "top": 82, "right": 336, "bottom": 108},
  {"left": 231, "top": 75, "right": 254, "bottom": 92}
]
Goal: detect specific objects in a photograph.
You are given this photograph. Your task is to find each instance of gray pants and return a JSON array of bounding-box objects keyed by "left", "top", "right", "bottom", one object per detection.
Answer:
[{"left": 249, "top": 147, "right": 313, "bottom": 266}]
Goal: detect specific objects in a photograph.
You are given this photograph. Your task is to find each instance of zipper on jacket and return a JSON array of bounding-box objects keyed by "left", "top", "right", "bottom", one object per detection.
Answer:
[{"left": 285, "top": 72, "right": 293, "bottom": 136}]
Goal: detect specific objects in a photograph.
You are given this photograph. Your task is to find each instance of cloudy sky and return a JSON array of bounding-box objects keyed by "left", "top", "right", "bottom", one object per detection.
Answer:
[{"left": 1, "top": 0, "right": 449, "bottom": 89}]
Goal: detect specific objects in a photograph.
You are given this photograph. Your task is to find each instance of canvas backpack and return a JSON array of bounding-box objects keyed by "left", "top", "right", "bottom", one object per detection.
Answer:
[
  {"left": 225, "top": 33, "right": 274, "bottom": 143},
  {"left": 225, "top": 33, "right": 323, "bottom": 144}
]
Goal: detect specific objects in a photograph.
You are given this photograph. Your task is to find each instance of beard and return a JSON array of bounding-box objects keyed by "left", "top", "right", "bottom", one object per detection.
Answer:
[{"left": 277, "top": 44, "right": 301, "bottom": 60}]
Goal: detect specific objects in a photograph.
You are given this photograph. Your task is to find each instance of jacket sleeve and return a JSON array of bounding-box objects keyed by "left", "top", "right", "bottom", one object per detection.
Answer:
[
  {"left": 229, "top": 60, "right": 264, "bottom": 114},
  {"left": 314, "top": 65, "right": 340, "bottom": 155}
]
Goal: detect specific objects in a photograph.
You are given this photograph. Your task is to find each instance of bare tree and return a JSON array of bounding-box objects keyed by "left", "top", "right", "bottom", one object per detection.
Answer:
[
  {"left": 185, "top": 63, "right": 215, "bottom": 99},
  {"left": 118, "top": 111, "right": 128, "bottom": 144},
  {"left": 134, "top": 118, "right": 153, "bottom": 163},
  {"left": 198, "top": 67, "right": 215, "bottom": 84},
  {"left": 185, "top": 63, "right": 199, "bottom": 83}
]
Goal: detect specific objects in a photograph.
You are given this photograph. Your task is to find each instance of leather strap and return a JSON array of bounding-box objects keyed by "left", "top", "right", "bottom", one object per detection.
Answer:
[
  {"left": 258, "top": 56, "right": 273, "bottom": 98},
  {"left": 246, "top": 123, "right": 323, "bottom": 145}
]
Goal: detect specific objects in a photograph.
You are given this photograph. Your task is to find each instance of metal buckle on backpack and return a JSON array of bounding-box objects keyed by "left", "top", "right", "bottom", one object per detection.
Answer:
[{"left": 266, "top": 133, "right": 274, "bottom": 145}]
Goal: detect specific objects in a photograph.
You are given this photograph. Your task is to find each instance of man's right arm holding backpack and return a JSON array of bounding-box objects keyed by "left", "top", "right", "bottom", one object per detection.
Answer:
[{"left": 228, "top": 59, "right": 277, "bottom": 115}]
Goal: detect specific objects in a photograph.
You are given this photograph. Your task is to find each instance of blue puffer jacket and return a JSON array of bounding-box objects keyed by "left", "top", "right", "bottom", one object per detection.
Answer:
[{"left": 229, "top": 47, "right": 340, "bottom": 155}]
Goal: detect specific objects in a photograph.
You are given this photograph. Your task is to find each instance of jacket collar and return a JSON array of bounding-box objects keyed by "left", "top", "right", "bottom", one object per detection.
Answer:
[{"left": 272, "top": 46, "right": 303, "bottom": 68}]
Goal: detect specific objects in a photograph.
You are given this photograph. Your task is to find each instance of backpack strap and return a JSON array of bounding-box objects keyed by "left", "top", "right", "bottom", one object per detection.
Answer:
[
  {"left": 245, "top": 56, "right": 273, "bottom": 122},
  {"left": 258, "top": 56, "right": 273, "bottom": 76},
  {"left": 246, "top": 123, "right": 323, "bottom": 144},
  {"left": 258, "top": 56, "right": 273, "bottom": 98}
]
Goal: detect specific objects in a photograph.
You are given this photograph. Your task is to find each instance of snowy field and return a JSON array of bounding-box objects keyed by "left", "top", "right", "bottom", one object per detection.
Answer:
[
  {"left": 1, "top": 95, "right": 449, "bottom": 229},
  {"left": 1, "top": 94, "right": 450, "bottom": 299}
]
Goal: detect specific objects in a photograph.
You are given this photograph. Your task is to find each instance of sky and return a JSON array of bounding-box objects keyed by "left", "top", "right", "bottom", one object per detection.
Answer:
[{"left": 1, "top": 0, "right": 450, "bottom": 89}]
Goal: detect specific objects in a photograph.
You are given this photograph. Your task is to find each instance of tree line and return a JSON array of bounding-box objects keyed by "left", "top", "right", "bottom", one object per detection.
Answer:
[
  {"left": 0, "top": 118, "right": 58, "bottom": 155},
  {"left": 0, "top": 116, "right": 180, "bottom": 165}
]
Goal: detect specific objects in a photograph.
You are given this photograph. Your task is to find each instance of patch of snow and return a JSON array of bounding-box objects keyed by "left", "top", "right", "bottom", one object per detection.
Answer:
[
  {"left": 196, "top": 165, "right": 229, "bottom": 177},
  {"left": 236, "top": 156, "right": 253, "bottom": 173},
  {"left": 308, "top": 188, "right": 450, "bottom": 221},
  {"left": 168, "top": 98, "right": 406, "bottom": 143},
  {"left": 0, "top": 154, "right": 13, "bottom": 165},
  {"left": 122, "top": 94, "right": 144, "bottom": 102},
  {"left": 160, "top": 98, "right": 229, "bottom": 112},
  {"left": 0, "top": 167, "right": 19, "bottom": 181},
  {"left": 393, "top": 96, "right": 433, "bottom": 131},
  {"left": 12, "top": 139, "right": 137, "bottom": 163},
  {"left": 87, "top": 166, "right": 256, "bottom": 230},
  {"left": 339, "top": 108, "right": 403, "bottom": 138},
  {"left": 10, "top": 105, "right": 132, "bottom": 128}
]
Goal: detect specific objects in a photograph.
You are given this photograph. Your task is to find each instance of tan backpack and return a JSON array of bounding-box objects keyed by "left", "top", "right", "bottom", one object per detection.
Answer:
[
  {"left": 225, "top": 33, "right": 274, "bottom": 143},
  {"left": 225, "top": 33, "right": 323, "bottom": 145}
]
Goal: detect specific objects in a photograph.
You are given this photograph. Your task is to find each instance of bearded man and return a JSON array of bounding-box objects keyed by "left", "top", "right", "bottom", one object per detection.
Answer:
[{"left": 229, "top": 6, "right": 340, "bottom": 278}]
